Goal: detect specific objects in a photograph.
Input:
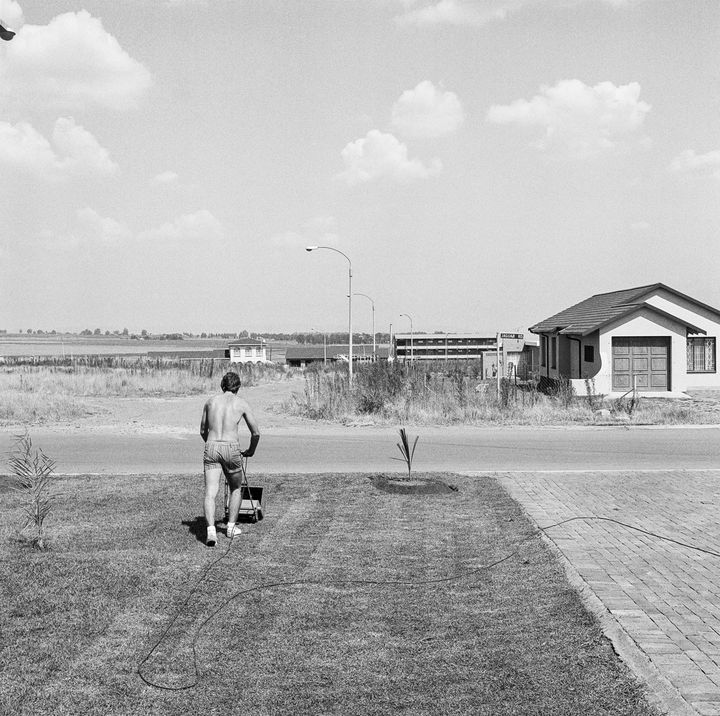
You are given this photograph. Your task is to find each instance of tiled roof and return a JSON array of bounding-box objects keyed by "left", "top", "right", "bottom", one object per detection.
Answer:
[{"left": 529, "top": 283, "right": 708, "bottom": 336}]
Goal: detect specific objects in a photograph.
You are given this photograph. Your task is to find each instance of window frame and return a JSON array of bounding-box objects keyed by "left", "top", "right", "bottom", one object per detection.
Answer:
[{"left": 687, "top": 336, "right": 716, "bottom": 374}]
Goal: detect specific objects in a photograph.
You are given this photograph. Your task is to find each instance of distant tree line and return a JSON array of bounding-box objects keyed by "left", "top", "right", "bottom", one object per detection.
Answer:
[
  {"left": 256, "top": 332, "right": 391, "bottom": 344},
  {"left": 5, "top": 329, "right": 394, "bottom": 343}
]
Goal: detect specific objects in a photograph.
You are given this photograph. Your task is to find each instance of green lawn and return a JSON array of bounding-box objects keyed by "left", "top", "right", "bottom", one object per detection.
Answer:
[{"left": 1, "top": 471, "right": 659, "bottom": 715}]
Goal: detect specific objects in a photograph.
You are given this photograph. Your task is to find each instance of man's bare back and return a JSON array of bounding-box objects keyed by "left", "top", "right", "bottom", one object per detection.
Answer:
[{"left": 201, "top": 391, "right": 259, "bottom": 447}]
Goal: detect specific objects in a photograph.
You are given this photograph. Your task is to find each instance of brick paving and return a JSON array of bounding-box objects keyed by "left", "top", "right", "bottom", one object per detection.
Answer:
[{"left": 499, "top": 470, "right": 720, "bottom": 716}]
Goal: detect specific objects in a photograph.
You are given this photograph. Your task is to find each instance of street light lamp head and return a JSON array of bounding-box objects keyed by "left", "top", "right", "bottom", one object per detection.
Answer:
[{"left": 305, "top": 246, "right": 318, "bottom": 252}]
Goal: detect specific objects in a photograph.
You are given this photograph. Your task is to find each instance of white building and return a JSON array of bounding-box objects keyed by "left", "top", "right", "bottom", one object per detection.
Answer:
[{"left": 228, "top": 338, "right": 269, "bottom": 364}]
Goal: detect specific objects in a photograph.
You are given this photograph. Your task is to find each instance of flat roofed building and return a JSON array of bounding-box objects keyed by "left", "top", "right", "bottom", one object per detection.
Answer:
[
  {"left": 393, "top": 333, "right": 496, "bottom": 361},
  {"left": 393, "top": 332, "right": 539, "bottom": 379},
  {"left": 286, "top": 344, "right": 389, "bottom": 367}
]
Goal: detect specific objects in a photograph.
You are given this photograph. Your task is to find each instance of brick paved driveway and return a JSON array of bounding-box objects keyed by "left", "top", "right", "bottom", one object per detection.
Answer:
[{"left": 499, "top": 470, "right": 720, "bottom": 716}]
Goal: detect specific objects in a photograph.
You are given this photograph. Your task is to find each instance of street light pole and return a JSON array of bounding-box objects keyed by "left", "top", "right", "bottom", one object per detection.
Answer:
[
  {"left": 311, "top": 328, "right": 328, "bottom": 366},
  {"left": 400, "top": 313, "right": 413, "bottom": 362},
  {"left": 306, "top": 245, "right": 353, "bottom": 383},
  {"left": 353, "top": 292, "right": 375, "bottom": 360}
]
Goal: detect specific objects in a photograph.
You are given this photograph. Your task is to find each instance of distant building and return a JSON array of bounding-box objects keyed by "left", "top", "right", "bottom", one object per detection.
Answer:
[
  {"left": 285, "top": 344, "right": 389, "bottom": 368},
  {"left": 393, "top": 332, "right": 538, "bottom": 379},
  {"left": 228, "top": 338, "right": 269, "bottom": 364}
]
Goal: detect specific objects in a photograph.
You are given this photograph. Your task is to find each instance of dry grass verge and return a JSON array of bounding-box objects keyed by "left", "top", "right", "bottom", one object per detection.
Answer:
[
  {"left": 1, "top": 471, "right": 658, "bottom": 715},
  {"left": 284, "top": 363, "right": 720, "bottom": 426},
  {"left": 0, "top": 357, "right": 293, "bottom": 425}
]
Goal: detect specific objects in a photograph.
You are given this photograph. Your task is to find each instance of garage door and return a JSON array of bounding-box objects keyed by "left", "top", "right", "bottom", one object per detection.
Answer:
[{"left": 612, "top": 337, "right": 669, "bottom": 391}]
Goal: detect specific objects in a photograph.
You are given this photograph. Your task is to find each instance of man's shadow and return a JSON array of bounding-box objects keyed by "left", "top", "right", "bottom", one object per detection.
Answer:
[{"left": 182, "top": 516, "right": 212, "bottom": 544}]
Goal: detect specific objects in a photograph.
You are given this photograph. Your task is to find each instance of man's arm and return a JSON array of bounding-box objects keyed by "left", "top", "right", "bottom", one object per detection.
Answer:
[
  {"left": 200, "top": 401, "right": 209, "bottom": 442},
  {"left": 241, "top": 406, "right": 260, "bottom": 457}
]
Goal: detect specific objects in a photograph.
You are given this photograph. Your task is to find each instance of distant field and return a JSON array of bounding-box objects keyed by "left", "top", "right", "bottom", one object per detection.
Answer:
[{"left": 0, "top": 336, "right": 289, "bottom": 362}]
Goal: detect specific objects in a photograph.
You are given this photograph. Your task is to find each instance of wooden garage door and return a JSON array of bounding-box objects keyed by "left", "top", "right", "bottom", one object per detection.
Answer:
[{"left": 612, "top": 337, "right": 670, "bottom": 391}]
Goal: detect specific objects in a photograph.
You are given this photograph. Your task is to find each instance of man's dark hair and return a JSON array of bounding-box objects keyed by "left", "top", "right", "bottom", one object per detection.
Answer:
[{"left": 221, "top": 372, "right": 241, "bottom": 394}]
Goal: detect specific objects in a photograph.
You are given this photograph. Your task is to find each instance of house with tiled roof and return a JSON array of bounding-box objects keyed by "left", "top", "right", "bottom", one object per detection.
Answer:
[{"left": 529, "top": 283, "right": 720, "bottom": 396}]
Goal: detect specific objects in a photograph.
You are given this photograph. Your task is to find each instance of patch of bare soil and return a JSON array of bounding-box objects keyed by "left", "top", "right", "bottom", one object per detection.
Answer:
[
  {"left": 368, "top": 474, "right": 459, "bottom": 495},
  {"left": 5, "top": 377, "right": 306, "bottom": 436}
]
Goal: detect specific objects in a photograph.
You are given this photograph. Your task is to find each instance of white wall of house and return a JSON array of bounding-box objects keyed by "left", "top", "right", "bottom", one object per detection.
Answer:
[
  {"left": 229, "top": 344, "right": 267, "bottom": 363},
  {"left": 595, "top": 311, "right": 685, "bottom": 394},
  {"left": 642, "top": 289, "right": 720, "bottom": 390}
]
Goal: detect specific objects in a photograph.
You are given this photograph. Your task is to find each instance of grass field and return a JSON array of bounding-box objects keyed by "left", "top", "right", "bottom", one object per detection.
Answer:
[{"left": 1, "top": 471, "right": 658, "bottom": 715}]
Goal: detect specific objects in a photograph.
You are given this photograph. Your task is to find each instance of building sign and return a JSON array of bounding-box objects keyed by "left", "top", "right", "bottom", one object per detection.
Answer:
[{"left": 500, "top": 333, "right": 525, "bottom": 352}]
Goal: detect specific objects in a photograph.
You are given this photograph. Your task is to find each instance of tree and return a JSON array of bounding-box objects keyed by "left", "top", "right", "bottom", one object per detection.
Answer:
[
  {"left": 141, "top": 329, "right": 148, "bottom": 338},
  {"left": 93, "top": 328, "right": 101, "bottom": 335},
  {"left": 122, "top": 328, "right": 129, "bottom": 336}
]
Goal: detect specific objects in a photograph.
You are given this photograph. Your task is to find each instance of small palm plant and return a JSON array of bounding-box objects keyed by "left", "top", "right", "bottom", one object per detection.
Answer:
[
  {"left": 9, "top": 433, "right": 57, "bottom": 549},
  {"left": 394, "top": 427, "right": 419, "bottom": 478}
]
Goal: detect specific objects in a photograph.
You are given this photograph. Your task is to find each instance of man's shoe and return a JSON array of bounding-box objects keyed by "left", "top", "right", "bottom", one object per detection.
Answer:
[
  {"left": 206, "top": 526, "right": 217, "bottom": 547},
  {"left": 226, "top": 525, "right": 242, "bottom": 539}
]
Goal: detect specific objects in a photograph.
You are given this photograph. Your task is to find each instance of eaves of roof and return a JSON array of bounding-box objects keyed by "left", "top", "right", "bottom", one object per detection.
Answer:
[
  {"left": 557, "top": 303, "right": 707, "bottom": 337},
  {"left": 528, "top": 282, "right": 720, "bottom": 336},
  {"left": 631, "top": 282, "right": 720, "bottom": 320}
]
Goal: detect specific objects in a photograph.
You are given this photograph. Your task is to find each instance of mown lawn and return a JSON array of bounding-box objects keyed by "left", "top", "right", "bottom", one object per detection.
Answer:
[{"left": 0, "top": 471, "right": 659, "bottom": 716}]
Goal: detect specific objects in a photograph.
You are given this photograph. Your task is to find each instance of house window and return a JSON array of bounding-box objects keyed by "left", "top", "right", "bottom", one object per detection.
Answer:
[
  {"left": 540, "top": 336, "right": 547, "bottom": 367},
  {"left": 550, "top": 336, "right": 557, "bottom": 369},
  {"left": 584, "top": 345, "right": 594, "bottom": 363},
  {"left": 687, "top": 337, "right": 716, "bottom": 373}
]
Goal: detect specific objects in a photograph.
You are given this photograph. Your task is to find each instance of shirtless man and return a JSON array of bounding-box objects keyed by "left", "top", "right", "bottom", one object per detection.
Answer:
[{"left": 200, "top": 371, "right": 260, "bottom": 546}]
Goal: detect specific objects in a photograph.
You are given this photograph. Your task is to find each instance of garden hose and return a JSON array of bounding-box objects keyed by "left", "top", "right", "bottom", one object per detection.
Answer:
[{"left": 137, "top": 514, "right": 720, "bottom": 691}]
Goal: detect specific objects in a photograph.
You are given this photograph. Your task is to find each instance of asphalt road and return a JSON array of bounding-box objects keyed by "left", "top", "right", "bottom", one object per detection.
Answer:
[{"left": 2, "top": 425, "right": 719, "bottom": 474}]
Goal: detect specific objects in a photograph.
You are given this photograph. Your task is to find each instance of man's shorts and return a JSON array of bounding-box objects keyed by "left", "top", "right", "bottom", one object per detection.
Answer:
[{"left": 203, "top": 440, "right": 244, "bottom": 477}]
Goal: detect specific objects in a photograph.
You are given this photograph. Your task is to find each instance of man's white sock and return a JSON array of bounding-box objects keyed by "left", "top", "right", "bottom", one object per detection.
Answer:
[{"left": 226, "top": 522, "right": 236, "bottom": 532}]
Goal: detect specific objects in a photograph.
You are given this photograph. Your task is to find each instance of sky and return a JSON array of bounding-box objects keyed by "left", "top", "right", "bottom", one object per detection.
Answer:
[{"left": 0, "top": 0, "right": 719, "bottom": 336}]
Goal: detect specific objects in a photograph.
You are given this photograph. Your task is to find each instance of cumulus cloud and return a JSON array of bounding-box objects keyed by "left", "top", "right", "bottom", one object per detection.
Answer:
[
  {"left": 153, "top": 170, "right": 179, "bottom": 185},
  {"left": 668, "top": 149, "right": 720, "bottom": 180},
  {"left": 139, "top": 209, "right": 224, "bottom": 242},
  {"left": 52, "top": 118, "right": 118, "bottom": 176},
  {"left": 0, "top": 0, "right": 24, "bottom": 29},
  {"left": 0, "top": 10, "right": 152, "bottom": 111},
  {"left": 339, "top": 130, "right": 441, "bottom": 184},
  {"left": 391, "top": 81, "right": 465, "bottom": 139},
  {"left": 76, "top": 207, "right": 131, "bottom": 243},
  {"left": 38, "top": 207, "right": 130, "bottom": 249},
  {"left": 0, "top": 117, "right": 118, "bottom": 179},
  {"left": 396, "top": 0, "right": 516, "bottom": 26},
  {"left": 395, "top": 0, "right": 654, "bottom": 26},
  {"left": 486, "top": 79, "right": 651, "bottom": 159},
  {"left": 271, "top": 216, "right": 340, "bottom": 248}
]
